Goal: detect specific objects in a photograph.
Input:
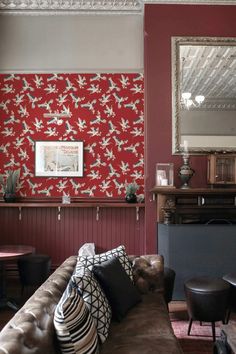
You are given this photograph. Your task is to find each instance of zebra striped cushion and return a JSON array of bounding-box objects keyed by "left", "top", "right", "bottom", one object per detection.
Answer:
[{"left": 54, "top": 278, "right": 99, "bottom": 354}]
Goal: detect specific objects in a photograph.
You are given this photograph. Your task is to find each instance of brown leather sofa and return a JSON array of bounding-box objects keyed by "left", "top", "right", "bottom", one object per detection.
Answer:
[{"left": 0, "top": 255, "right": 183, "bottom": 354}]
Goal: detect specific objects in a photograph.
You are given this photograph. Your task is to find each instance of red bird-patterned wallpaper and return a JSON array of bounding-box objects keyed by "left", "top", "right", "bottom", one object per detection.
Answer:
[{"left": 0, "top": 73, "right": 144, "bottom": 198}]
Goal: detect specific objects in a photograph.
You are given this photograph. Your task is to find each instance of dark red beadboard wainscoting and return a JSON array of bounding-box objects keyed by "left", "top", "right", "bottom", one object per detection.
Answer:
[{"left": 0, "top": 200, "right": 145, "bottom": 267}]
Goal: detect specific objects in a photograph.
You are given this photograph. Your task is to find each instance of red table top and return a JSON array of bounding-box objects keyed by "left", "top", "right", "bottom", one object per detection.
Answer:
[{"left": 0, "top": 245, "right": 35, "bottom": 260}]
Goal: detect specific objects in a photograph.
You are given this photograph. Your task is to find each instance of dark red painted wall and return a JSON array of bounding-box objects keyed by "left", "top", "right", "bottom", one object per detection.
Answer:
[{"left": 144, "top": 4, "right": 236, "bottom": 253}]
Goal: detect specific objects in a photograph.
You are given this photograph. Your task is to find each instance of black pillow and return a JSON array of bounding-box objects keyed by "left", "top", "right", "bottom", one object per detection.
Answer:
[{"left": 92, "top": 256, "right": 141, "bottom": 321}]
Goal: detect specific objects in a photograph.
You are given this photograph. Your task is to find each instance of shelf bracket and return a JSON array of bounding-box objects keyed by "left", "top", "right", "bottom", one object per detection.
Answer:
[
  {"left": 96, "top": 206, "right": 100, "bottom": 221},
  {"left": 58, "top": 206, "right": 61, "bottom": 221},
  {"left": 18, "top": 207, "right": 22, "bottom": 221},
  {"left": 136, "top": 206, "right": 139, "bottom": 221}
]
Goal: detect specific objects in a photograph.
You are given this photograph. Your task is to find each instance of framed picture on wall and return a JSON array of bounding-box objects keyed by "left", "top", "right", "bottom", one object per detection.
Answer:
[{"left": 35, "top": 141, "right": 84, "bottom": 177}]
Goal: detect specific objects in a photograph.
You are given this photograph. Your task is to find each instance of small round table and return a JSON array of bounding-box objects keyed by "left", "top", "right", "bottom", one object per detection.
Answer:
[{"left": 0, "top": 245, "right": 35, "bottom": 310}]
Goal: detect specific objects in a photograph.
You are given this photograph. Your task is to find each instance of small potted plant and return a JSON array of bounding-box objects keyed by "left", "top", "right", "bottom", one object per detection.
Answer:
[
  {"left": 0, "top": 169, "right": 20, "bottom": 202},
  {"left": 125, "top": 182, "right": 139, "bottom": 203}
]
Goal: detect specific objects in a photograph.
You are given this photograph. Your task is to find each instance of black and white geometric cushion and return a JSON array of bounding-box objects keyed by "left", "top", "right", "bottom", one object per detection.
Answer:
[
  {"left": 73, "top": 269, "right": 112, "bottom": 344},
  {"left": 54, "top": 278, "right": 99, "bottom": 354},
  {"left": 76, "top": 245, "right": 133, "bottom": 281}
]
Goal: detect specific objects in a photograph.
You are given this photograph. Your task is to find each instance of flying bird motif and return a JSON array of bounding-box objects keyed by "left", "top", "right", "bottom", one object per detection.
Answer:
[
  {"left": 0, "top": 99, "right": 11, "bottom": 113},
  {"left": 33, "top": 118, "right": 44, "bottom": 131},
  {"left": 38, "top": 186, "right": 53, "bottom": 196},
  {"left": 119, "top": 75, "right": 130, "bottom": 89},
  {"left": 27, "top": 180, "right": 42, "bottom": 194},
  {"left": 76, "top": 75, "right": 87, "bottom": 88},
  {"left": 70, "top": 93, "right": 85, "bottom": 108},
  {"left": 104, "top": 104, "right": 115, "bottom": 118},
  {"left": 107, "top": 78, "right": 120, "bottom": 92},
  {"left": 44, "top": 127, "right": 58, "bottom": 137},
  {"left": 44, "top": 84, "right": 58, "bottom": 94},
  {"left": 81, "top": 99, "right": 97, "bottom": 113},
  {"left": 76, "top": 118, "right": 87, "bottom": 131},
  {"left": 18, "top": 148, "right": 29, "bottom": 161},
  {"left": 18, "top": 105, "right": 29, "bottom": 118},
  {"left": 124, "top": 99, "right": 140, "bottom": 113},
  {"left": 13, "top": 94, "right": 25, "bottom": 106},
  {"left": 87, "top": 84, "right": 101, "bottom": 94},
  {"left": 70, "top": 180, "right": 85, "bottom": 195},
  {"left": 112, "top": 93, "right": 128, "bottom": 108},
  {"left": 81, "top": 186, "right": 96, "bottom": 196},
  {"left": 90, "top": 74, "right": 106, "bottom": 82},
  {"left": 1, "top": 127, "right": 15, "bottom": 137},
  {"left": 91, "top": 111, "right": 106, "bottom": 125},
  {"left": 4, "top": 74, "right": 20, "bottom": 82},
  {"left": 14, "top": 137, "right": 25, "bottom": 149},
  {"left": 99, "top": 94, "right": 111, "bottom": 106},
  {"left": 1, "top": 84, "right": 15, "bottom": 94},
  {"left": 99, "top": 137, "right": 111, "bottom": 149},
  {"left": 33, "top": 75, "right": 43, "bottom": 88},
  {"left": 4, "top": 112, "right": 20, "bottom": 125},
  {"left": 65, "top": 78, "right": 77, "bottom": 92},
  {"left": 0, "top": 143, "right": 10, "bottom": 156},
  {"left": 22, "top": 163, "right": 34, "bottom": 177},
  {"left": 47, "top": 74, "right": 64, "bottom": 81},
  {"left": 21, "top": 78, "right": 34, "bottom": 92},
  {"left": 26, "top": 93, "right": 42, "bottom": 108}
]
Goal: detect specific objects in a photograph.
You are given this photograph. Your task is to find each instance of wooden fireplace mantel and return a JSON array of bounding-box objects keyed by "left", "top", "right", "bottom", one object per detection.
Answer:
[{"left": 151, "top": 187, "right": 236, "bottom": 224}]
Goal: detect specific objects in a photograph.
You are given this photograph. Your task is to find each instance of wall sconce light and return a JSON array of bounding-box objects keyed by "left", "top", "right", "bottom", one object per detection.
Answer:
[{"left": 43, "top": 112, "right": 71, "bottom": 125}]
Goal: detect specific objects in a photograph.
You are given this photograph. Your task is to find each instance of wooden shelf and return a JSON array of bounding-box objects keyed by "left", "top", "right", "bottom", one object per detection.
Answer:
[
  {"left": 152, "top": 187, "right": 236, "bottom": 224},
  {"left": 0, "top": 199, "right": 144, "bottom": 221}
]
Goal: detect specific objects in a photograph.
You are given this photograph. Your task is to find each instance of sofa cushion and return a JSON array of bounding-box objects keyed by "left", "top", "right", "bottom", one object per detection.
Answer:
[
  {"left": 76, "top": 245, "right": 133, "bottom": 281},
  {"left": 93, "top": 257, "right": 142, "bottom": 321},
  {"left": 54, "top": 277, "right": 99, "bottom": 354},
  {"left": 100, "top": 292, "right": 183, "bottom": 354},
  {"left": 73, "top": 270, "right": 111, "bottom": 343}
]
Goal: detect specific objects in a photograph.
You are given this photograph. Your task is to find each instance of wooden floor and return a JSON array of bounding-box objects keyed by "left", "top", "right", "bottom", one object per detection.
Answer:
[{"left": 0, "top": 277, "right": 34, "bottom": 331}]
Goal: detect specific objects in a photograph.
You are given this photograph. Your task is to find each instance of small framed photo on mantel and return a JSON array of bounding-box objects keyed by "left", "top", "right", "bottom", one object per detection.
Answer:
[
  {"left": 156, "top": 163, "right": 174, "bottom": 187},
  {"left": 35, "top": 141, "right": 84, "bottom": 177}
]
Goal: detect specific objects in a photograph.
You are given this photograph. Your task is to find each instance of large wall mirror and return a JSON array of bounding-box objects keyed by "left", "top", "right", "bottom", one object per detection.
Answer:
[{"left": 172, "top": 36, "right": 236, "bottom": 154}]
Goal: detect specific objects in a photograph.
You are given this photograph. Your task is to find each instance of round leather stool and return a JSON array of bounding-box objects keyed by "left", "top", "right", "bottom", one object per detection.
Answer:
[
  {"left": 18, "top": 254, "right": 51, "bottom": 295},
  {"left": 184, "top": 277, "right": 230, "bottom": 342},
  {"left": 223, "top": 273, "right": 236, "bottom": 322},
  {"left": 164, "top": 267, "right": 176, "bottom": 309}
]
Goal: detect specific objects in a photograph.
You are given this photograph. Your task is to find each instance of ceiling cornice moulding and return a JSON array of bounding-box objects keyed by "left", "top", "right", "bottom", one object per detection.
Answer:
[{"left": 0, "top": 0, "right": 235, "bottom": 15}]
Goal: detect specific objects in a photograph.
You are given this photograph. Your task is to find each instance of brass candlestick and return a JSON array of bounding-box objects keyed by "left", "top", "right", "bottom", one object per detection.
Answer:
[{"left": 179, "top": 153, "right": 194, "bottom": 189}]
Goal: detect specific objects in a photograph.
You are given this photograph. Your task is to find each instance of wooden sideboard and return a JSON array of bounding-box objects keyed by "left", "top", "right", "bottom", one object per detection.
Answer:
[{"left": 152, "top": 187, "right": 236, "bottom": 224}]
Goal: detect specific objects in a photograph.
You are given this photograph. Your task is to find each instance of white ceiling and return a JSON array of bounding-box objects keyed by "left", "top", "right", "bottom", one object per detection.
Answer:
[{"left": 1, "top": 0, "right": 236, "bottom": 15}]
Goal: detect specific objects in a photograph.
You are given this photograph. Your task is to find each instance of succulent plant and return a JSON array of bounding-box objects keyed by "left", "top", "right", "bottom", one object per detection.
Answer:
[
  {"left": 0, "top": 169, "right": 20, "bottom": 195},
  {"left": 125, "top": 182, "right": 139, "bottom": 196}
]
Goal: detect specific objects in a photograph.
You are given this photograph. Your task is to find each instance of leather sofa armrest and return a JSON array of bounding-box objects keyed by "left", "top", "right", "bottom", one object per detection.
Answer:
[{"left": 130, "top": 255, "right": 164, "bottom": 294}]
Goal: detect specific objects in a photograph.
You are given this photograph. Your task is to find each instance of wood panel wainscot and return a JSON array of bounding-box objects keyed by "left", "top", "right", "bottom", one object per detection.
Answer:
[{"left": 0, "top": 197, "right": 145, "bottom": 267}]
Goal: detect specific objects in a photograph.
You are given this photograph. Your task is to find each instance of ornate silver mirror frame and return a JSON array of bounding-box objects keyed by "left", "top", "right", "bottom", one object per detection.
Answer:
[{"left": 172, "top": 36, "right": 236, "bottom": 155}]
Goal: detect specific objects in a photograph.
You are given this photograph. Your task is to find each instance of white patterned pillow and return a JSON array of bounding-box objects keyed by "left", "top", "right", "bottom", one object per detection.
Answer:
[
  {"left": 76, "top": 245, "right": 133, "bottom": 281},
  {"left": 73, "top": 269, "right": 111, "bottom": 344},
  {"left": 54, "top": 278, "right": 99, "bottom": 354}
]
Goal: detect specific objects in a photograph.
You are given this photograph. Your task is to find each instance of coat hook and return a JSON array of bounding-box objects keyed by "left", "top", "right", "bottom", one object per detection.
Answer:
[
  {"left": 96, "top": 206, "right": 100, "bottom": 221},
  {"left": 18, "top": 207, "right": 22, "bottom": 221},
  {"left": 58, "top": 206, "right": 61, "bottom": 221},
  {"left": 136, "top": 206, "right": 139, "bottom": 221}
]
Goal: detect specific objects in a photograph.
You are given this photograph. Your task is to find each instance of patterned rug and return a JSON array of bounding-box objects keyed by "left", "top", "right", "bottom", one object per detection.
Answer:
[{"left": 169, "top": 301, "right": 235, "bottom": 354}]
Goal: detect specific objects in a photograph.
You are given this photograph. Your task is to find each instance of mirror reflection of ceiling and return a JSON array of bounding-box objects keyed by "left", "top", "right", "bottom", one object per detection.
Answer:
[{"left": 180, "top": 45, "right": 236, "bottom": 111}]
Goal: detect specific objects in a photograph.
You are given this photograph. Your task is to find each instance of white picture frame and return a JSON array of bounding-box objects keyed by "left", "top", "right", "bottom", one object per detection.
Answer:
[{"left": 35, "top": 141, "right": 84, "bottom": 177}]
